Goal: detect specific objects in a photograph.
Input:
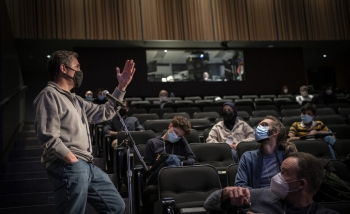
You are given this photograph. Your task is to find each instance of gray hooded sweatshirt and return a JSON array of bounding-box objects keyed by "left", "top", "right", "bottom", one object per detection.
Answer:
[{"left": 34, "top": 82, "right": 125, "bottom": 167}]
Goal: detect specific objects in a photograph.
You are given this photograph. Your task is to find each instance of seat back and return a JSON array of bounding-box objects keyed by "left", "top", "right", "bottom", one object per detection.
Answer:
[
  {"left": 236, "top": 141, "right": 259, "bottom": 160},
  {"left": 203, "top": 106, "right": 222, "bottom": 116},
  {"left": 329, "top": 160, "right": 350, "bottom": 183},
  {"left": 158, "top": 165, "right": 221, "bottom": 210},
  {"left": 316, "top": 115, "right": 346, "bottom": 125},
  {"left": 144, "top": 119, "right": 172, "bottom": 135},
  {"left": 316, "top": 108, "right": 336, "bottom": 115},
  {"left": 149, "top": 108, "right": 174, "bottom": 118},
  {"left": 281, "top": 109, "right": 300, "bottom": 117},
  {"left": 235, "top": 106, "right": 253, "bottom": 116},
  {"left": 177, "top": 107, "right": 201, "bottom": 118},
  {"left": 248, "top": 117, "right": 265, "bottom": 128},
  {"left": 189, "top": 143, "right": 233, "bottom": 171},
  {"left": 242, "top": 95, "right": 258, "bottom": 100},
  {"left": 334, "top": 139, "right": 350, "bottom": 160},
  {"left": 282, "top": 116, "right": 301, "bottom": 126},
  {"left": 127, "top": 108, "right": 147, "bottom": 116},
  {"left": 193, "top": 112, "right": 220, "bottom": 123},
  {"left": 132, "top": 113, "right": 159, "bottom": 125},
  {"left": 252, "top": 110, "right": 279, "bottom": 118},
  {"left": 237, "top": 111, "right": 250, "bottom": 121},
  {"left": 254, "top": 105, "right": 279, "bottom": 112},
  {"left": 293, "top": 140, "right": 333, "bottom": 159},
  {"left": 189, "top": 118, "right": 212, "bottom": 130},
  {"left": 338, "top": 108, "right": 350, "bottom": 118},
  {"left": 145, "top": 97, "right": 160, "bottom": 102},
  {"left": 124, "top": 97, "right": 142, "bottom": 102},
  {"left": 117, "top": 130, "right": 156, "bottom": 146},
  {"left": 223, "top": 95, "right": 240, "bottom": 100},
  {"left": 184, "top": 96, "right": 202, "bottom": 101},
  {"left": 254, "top": 98, "right": 274, "bottom": 106},
  {"left": 260, "top": 94, "right": 276, "bottom": 99},
  {"left": 226, "top": 164, "right": 239, "bottom": 186},
  {"left": 321, "top": 201, "right": 350, "bottom": 214},
  {"left": 162, "top": 112, "right": 190, "bottom": 119},
  {"left": 184, "top": 129, "right": 200, "bottom": 143},
  {"left": 327, "top": 124, "right": 350, "bottom": 139},
  {"left": 203, "top": 128, "right": 211, "bottom": 142}
]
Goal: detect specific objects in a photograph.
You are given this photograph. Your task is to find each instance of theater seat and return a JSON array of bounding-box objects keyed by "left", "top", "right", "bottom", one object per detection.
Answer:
[
  {"left": 226, "top": 164, "right": 239, "bottom": 186},
  {"left": 236, "top": 141, "right": 259, "bottom": 160},
  {"left": 293, "top": 140, "right": 333, "bottom": 159},
  {"left": 157, "top": 165, "right": 221, "bottom": 214}
]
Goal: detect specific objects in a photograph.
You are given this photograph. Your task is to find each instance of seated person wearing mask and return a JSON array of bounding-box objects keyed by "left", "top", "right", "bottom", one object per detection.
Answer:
[
  {"left": 296, "top": 85, "right": 313, "bottom": 105},
  {"left": 204, "top": 152, "right": 339, "bottom": 214},
  {"left": 103, "top": 101, "right": 144, "bottom": 149},
  {"left": 142, "top": 116, "right": 196, "bottom": 214},
  {"left": 235, "top": 116, "right": 297, "bottom": 189},
  {"left": 280, "top": 85, "right": 292, "bottom": 96},
  {"left": 288, "top": 103, "right": 336, "bottom": 159},
  {"left": 159, "top": 89, "right": 172, "bottom": 109},
  {"left": 144, "top": 116, "right": 196, "bottom": 185},
  {"left": 206, "top": 102, "right": 255, "bottom": 163},
  {"left": 85, "top": 90, "right": 93, "bottom": 101},
  {"left": 318, "top": 84, "right": 337, "bottom": 105},
  {"left": 92, "top": 88, "right": 108, "bottom": 105}
]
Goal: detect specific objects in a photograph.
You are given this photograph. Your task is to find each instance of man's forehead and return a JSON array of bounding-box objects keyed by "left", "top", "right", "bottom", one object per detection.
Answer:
[{"left": 281, "top": 157, "right": 298, "bottom": 171}]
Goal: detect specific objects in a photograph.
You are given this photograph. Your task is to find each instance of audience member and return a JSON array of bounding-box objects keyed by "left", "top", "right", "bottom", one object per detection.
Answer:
[
  {"left": 235, "top": 116, "right": 297, "bottom": 189},
  {"left": 206, "top": 102, "right": 255, "bottom": 163},
  {"left": 280, "top": 85, "right": 292, "bottom": 95},
  {"left": 203, "top": 71, "right": 211, "bottom": 81},
  {"left": 288, "top": 103, "right": 336, "bottom": 159},
  {"left": 144, "top": 116, "right": 196, "bottom": 185},
  {"left": 103, "top": 101, "right": 144, "bottom": 149},
  {"left": 318, "top": 84, "right": 337, "bottom": 105},
  {"left": 85, "top": 90, "right": 93, "bottom": 101},
  {"left": 296, "top": 85, "right": 313, "bottom": 105},
  {"left": 142, "top": 116, "right": 196, "bottom": 214},
  {"left": 92, "top": 88, "right": 107, "bottom": 105},
  {"left": 204, "top": 152, "right": 339, "bottom": 214},
  {"left": 159, "top": 89, "right": 172, "bottom": 109}
]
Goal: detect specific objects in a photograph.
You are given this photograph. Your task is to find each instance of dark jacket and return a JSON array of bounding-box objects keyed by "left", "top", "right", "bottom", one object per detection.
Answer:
[{"left": 103, "top": 116, "right": 144, "bottom": 136}]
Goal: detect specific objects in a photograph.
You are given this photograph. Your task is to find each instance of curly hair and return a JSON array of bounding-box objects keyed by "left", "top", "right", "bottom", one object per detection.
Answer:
[
  {"left": 48, "top": 50, "right": 78, "bottom": 81},
  {"left": 288, "top": 152, "right": 324, "bottom": 194},
  {"left": 264, "top": 115, "right": 297, "bottom": 155},
  {"left": 171, "top": 116, "right": 191, "bottom": 135}
]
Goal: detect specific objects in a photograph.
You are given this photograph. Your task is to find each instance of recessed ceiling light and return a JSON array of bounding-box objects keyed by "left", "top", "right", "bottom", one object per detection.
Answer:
[
  {"left": 164, "top": 50, "right": 167, "bottom": 53},
  {"left": 46, "top": 55, "right": 51, "bottom": 58},
  {"left": 323, "top": 54, "right": 327, "bottom": 58}
]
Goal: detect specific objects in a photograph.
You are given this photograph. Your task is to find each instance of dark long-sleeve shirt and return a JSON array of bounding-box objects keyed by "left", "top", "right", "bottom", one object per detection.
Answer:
[
  {"left": 144, "top": 136, "right": 196, "bottom": 167},
  {"left": 103, "top": 116, "right": 144, "bottom": 136}
]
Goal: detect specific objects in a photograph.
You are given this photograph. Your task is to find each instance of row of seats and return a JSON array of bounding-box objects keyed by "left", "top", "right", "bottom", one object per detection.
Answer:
[{"left": 125, "top": 93, "right": 350, "bottom": 102}]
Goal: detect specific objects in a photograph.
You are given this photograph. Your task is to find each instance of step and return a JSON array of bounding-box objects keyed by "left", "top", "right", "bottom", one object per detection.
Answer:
[
  {"left": 9, "top": 157, "right": 41, "bottom": 162},
  {"left": 0, "top": 203, "right": 99, "bottom": 214},
  {"left": 0, "top": 204, "right": 56, "bottom": 214},
  {"left": 22, "top": 125, "right": 35, "bottom": 131},
  {"left": 10, "top": 147, "right": 43, "bottom": 158},
  {"left": 19, "top": 130, "right": 37, "bottom": 139},
  {"left": 0, "top": 178, "right": 52, "bottom": 195},
  {"left": 15, "top": 137, "right": 40, "bottom": 147},
  {"left": 1, "top": 171, "right": 48, "bottom": 180},
  {"left": 0, "top": 192, "right": 54, "bottom": 208},
  {"left": 5, "top": 161, "right": 45, "bottom": 173}
]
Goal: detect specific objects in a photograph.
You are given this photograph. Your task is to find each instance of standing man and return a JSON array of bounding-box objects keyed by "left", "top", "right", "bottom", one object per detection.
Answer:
[{"left": 34, "top": 50, "right": 135, "bottom": 214}]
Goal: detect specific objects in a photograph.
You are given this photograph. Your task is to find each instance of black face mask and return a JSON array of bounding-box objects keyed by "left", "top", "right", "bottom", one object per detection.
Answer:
[
  {"left": 62, "top": 69, "right": 83, "bottom": 88},
  {"left": 119, "top": 108, "right": 127, "bottom": 117},
  {"left": 223, "top": 111, "right": 234, "bottom": 120}
]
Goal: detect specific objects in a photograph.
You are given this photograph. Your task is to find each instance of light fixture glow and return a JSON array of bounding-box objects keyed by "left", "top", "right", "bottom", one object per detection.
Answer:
[
  {"left": 46, "top": 55, "right": 51, "bottom": 58},
  {"left": 323, "top": 54, "right": 327, "bottom": 58},
  {"left": 164, "top": 50, "right": 167, "bottom": 53}
]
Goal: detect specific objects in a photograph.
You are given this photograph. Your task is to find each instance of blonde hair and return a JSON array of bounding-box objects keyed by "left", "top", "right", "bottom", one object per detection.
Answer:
[{"left": 159, "top": 90, "right": 168, "bottom": 97}]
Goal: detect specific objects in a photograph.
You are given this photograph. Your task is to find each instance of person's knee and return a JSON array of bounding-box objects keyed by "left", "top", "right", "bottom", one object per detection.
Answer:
[{"left": 323, "top": 136, "right": 336, "bottom": 146}]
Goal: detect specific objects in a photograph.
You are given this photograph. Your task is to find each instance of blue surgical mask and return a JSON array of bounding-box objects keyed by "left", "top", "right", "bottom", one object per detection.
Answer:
[
  {"left": 301, "top": 114, "right": 313, "bottom": 124},
  {"left": 98, "top": 95, "right": 105, "bottom": 101},
  {"left": 86, "top": 95, "right": 92, "bottom": 101},
  {"left": 255, "top": 125, "right": 270, "bottom": 142},
  {"left": 167, "top": 130, "right": 180, "bottom": 143}
]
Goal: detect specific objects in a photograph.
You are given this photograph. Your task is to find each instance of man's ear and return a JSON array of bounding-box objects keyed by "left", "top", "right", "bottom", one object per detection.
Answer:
[
  {"left": 168, "top": 123, "right": 173, "bottom": 129},
  {"left": 60, "top": 64, "right": 67, "bottom": 74},
  {"left": 299, "top": 179, "right": 306, "bottom": 189}
]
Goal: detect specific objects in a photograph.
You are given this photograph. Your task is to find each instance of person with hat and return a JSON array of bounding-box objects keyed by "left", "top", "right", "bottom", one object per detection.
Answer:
[{"left": 206, "top": 102, "right": 255, "bottom": 163}]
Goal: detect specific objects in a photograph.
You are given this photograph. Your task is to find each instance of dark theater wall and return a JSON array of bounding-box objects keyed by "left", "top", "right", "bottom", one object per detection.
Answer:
[{"left": 74, "top": 47, "right": 306, "bottom": 97}]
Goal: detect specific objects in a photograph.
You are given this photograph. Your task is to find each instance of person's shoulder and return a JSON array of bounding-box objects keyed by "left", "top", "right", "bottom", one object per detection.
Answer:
[
  {"left": 146, "top": 136, "right": 163, "bottom": 145},
  {"left": 315, "top": 203, "right": 341, "bottom": 214},
  {"left": 315, "top": 121, "right": 325, "bottom": 126},
  {"left": 241, "top": 149, "right": 259, "bottom": 159},
  {"left": 291, "top": 121, "right": 301, "bottom": 127}
]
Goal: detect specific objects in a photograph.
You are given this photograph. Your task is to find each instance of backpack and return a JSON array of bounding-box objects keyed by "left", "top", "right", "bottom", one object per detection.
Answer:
[{"left": 314, "top": 160, "right": 350, "bottom": 202}]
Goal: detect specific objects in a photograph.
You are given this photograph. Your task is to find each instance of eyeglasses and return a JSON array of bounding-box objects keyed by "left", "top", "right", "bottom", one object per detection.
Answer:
[{"left": 65, "top": 65, "right": 82, "bottom": 72}]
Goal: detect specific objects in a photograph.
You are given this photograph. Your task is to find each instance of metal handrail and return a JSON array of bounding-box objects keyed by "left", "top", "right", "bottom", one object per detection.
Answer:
[{"left": 0, "top": 85, "right": 27, "bottom": 107}]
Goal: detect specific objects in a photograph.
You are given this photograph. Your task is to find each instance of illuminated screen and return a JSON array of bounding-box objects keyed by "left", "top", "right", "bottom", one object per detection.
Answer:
[{"left": 146, "top": 50, "right": 245, "bottom": 82}]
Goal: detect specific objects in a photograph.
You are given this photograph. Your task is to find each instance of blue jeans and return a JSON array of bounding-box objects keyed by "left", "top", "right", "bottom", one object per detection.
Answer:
[
  {"left": 232, "top": 149, "right": 238, "bottom": 163},
  {"left": 46, "top": 159, "right": 125, "bottom": 214},
  {"left": 323, "top": 136, "right": 336, "bottom": 159}
]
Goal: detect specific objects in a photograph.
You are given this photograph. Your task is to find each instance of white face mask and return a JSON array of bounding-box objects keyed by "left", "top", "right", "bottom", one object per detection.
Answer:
[
  {"left": 283, "top": 89, "right": 288, "bottom": 94},
  {"left": 270, "top": 173, "right": 302, "bottom": 199},
  {"left": 301, "top": 91, "right": 308, "bottom": 97}
]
